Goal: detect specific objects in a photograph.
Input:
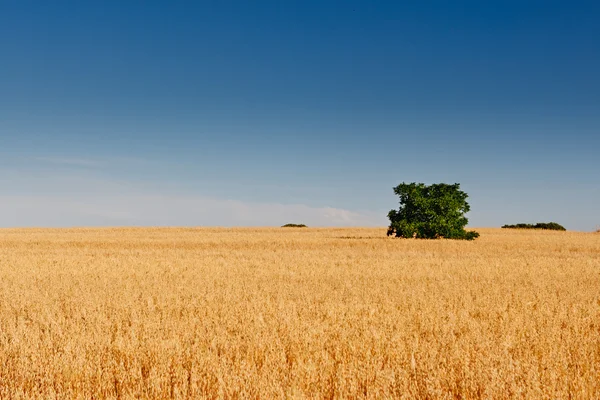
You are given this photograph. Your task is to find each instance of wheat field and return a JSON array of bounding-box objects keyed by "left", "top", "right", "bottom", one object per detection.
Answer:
[{"left": 0, "top": 227, "right": 598, "bottom": 399}]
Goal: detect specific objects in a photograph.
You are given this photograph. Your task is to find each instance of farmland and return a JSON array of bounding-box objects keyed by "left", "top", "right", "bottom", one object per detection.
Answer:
[{"left": 0, "top": 227, "right": 598, "bottom": 399}]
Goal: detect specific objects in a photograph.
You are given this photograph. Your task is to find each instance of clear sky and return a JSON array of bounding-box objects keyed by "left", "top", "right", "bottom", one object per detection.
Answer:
[{"left": 1, "top": 1, "right": 598, "bottom": 230}]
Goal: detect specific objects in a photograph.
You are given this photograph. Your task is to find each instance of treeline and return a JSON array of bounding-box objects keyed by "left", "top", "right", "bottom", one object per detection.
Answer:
[
  {"left": 281, "top": 223, "right": 307, "bottom": 228},
  {"left": 502, "top": 222, "right": 566, "bottom": 231}
]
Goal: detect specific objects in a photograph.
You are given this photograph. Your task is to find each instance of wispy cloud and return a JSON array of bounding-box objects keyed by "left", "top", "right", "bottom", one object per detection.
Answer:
[
  {"left": 0, "top": 193, "right": 384, "bottom": 227},
  {"left": 30, "top": 155, "right": 150, "bottom": 169},
  {"left": 32, "top": 156, "right": 104, "bottom": 168},
  {"left": 0, "top": 168, "right": 385, "bottom": 227}
]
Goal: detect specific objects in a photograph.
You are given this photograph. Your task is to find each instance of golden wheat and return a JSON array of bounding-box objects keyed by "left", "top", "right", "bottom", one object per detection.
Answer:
[{"left": 0, "top": 227, "right": 598, "bottom": 399}]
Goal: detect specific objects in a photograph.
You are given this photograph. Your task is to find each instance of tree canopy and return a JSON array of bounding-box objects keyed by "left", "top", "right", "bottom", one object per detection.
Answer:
[{"left": 387, "top": 182, "right": 479, "bottom": 240}]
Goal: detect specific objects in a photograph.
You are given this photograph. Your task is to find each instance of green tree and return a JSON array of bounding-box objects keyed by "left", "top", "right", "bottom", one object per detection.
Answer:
[{"left": 387, "top": 182, "right": 479, "bottom": 240}]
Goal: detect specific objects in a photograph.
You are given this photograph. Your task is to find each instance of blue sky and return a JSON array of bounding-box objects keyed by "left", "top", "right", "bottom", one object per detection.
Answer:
[{"left": 1, "top": 1, "right": 598, "bottom": 229}]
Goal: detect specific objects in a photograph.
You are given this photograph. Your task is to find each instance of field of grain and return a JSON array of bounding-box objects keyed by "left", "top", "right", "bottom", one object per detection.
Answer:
[{"left": 0, "top": 227, "right": 598, "bottom": 399}]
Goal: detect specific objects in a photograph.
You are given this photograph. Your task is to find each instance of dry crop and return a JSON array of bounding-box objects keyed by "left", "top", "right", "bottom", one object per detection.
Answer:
[{"left": 0, "top": 227, "right": 599, "bottom": 399}]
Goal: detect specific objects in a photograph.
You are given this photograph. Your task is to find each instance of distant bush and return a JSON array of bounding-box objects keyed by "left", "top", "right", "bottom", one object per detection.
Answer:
[
  {"left": 281, "top": 223, "right": 307, "bottom": 228},
  {"left": 502, "top": 222, "right": 566, "bottom": 231}
]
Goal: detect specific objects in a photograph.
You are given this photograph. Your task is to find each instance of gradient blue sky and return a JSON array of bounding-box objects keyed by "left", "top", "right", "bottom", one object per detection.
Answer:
[{"left": 1, "top": 1, "right": 599, "bottom": 229}]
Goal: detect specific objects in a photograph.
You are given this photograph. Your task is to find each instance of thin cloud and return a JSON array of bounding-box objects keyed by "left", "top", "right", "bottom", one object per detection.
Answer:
[
  {"left": 0, "top": 164, "right": 386, "bottom": 227},
  {"left": 0, "top": 194, "right": 384, "bottom": 227},
  {"left": 33, "top": 157, "right": 104, "bottom": 168},
  {"left": 30, "top": 156, "right": 149, "bottom": 169}
]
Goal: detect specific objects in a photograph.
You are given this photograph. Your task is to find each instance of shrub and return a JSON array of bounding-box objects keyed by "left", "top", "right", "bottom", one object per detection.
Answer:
[
  {"left": 501, "top": 222, "right": 566, "bottom": 231},
  {"left": 387, "top": 182, "right": 479, "bottom": 240},
  {"left": 282, "top": 223, "right": 307, "bottom": 228}
]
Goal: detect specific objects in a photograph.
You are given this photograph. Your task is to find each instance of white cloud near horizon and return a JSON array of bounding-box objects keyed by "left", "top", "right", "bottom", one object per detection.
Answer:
[
  {"left": 0, "top": 193, "right": 384, "bottom": 227},
  {"left": 0, "top": 164, "right": 384, "bottom": 227}
]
